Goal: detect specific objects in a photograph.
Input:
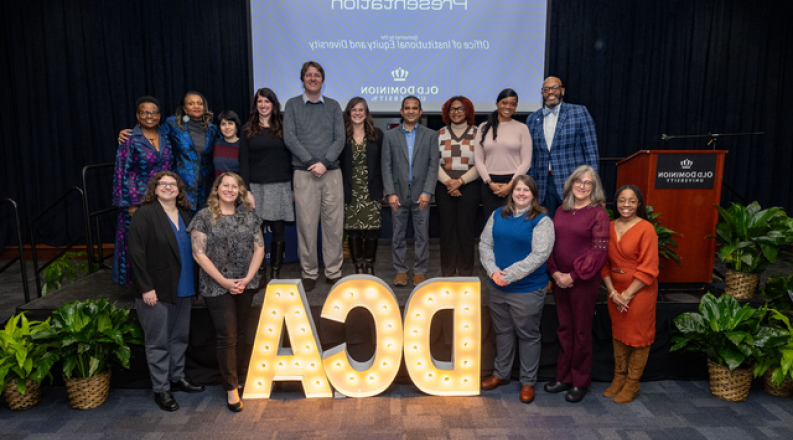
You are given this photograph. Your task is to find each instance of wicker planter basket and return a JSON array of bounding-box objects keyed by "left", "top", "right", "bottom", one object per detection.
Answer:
[
  {"left": 707, "top": 358, "right": 752, "bottom": 402},
  {"left": 64, "top": 369, "right": 112, "bottom": 410},
  {"left": 725, "top": 268, "right": 760, "bottom": 300},
  {"left": 3, "top": 379, "right": 42, "bottom": 411},
  {"left": 762, "top": 368, "right": 793, "bottom": 397}
]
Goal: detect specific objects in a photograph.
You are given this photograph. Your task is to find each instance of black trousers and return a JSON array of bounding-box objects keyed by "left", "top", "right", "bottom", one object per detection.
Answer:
[
  {"left": 348, "top": 229, "right": 380, "bottom": 240},
  {"left": 204, "top": 289, "right": 255, "bottom": 391},
  {"left": 480, "top": 174, "right": 512, "bottom": 221},
  {"left": 435, "top": 181, "right": 482, "bottom": 276},
  {"left": 264, "top": 220, "right": 285, "bottom": 242}
]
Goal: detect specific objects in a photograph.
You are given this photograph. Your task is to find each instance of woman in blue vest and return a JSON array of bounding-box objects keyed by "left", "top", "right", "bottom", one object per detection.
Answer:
[{"left": 479, "top": 175, "right": 555, "bottom": 404}]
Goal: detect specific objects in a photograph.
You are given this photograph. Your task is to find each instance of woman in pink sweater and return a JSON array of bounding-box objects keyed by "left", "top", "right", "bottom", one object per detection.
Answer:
[{"left": 474, "top": 88, "right": 533, "bottom": 220}]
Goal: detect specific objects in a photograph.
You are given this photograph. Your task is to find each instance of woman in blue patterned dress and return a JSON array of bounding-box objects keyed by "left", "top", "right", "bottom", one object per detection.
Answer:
[{"left": 112, "top": 96, "right": 173, "bottom": 286}]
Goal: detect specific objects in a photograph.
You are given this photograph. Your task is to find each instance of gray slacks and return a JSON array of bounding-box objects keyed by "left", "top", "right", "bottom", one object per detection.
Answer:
[
  {"left": 489, "top": 286, "right": 547, "bottom": 386},
  {"left": 294, "top": 169, "right": 344, "bottom": 279},
  {"left": 391, "top": 195, "right": 431, "bottom": 274},
  {"left": 135, "top": 296, "right": 192, "bottom": 392}
]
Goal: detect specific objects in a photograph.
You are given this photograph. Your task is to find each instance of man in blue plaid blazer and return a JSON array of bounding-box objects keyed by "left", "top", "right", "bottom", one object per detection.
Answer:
[{"left": 526, "top": 77, "right": 599, "bottom": 218}]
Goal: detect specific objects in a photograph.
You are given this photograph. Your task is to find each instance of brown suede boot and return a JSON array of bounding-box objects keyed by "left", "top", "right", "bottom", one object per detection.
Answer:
[
  {"left": 613, "top": 345, "right": 650, "bottom": 404},
  {"left": 603, "top": 339, "right": 632, "bottom": 398}
]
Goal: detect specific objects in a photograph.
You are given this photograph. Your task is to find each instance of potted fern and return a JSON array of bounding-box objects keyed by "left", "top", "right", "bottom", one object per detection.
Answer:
[
  {"left": 0, "top": 313, "right": 60, "bottom": 411},
  {"left": 33, "top": 299, "right": 144, "bottom": 409},
  {"left": 713, "top": 201, "right": 793, "bottom": 299},
  {"left": 670, "top": 293, "right": 787, "bottom": 402}
]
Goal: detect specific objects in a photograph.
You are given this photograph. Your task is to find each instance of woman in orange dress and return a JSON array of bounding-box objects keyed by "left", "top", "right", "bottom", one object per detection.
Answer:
[{"left": 601, "top": 185, "right": 658, "bottom": 404}]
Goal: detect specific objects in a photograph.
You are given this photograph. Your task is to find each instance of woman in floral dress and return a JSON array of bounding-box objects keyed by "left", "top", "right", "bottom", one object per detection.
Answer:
[{"left": 339, "top": 97, "right": 383, "bottom": 274}]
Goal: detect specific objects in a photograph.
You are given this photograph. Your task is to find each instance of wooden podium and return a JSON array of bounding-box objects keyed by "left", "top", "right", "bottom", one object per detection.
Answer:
[{"left": 616, "top": 150, "right": 727, "bottom": 283}]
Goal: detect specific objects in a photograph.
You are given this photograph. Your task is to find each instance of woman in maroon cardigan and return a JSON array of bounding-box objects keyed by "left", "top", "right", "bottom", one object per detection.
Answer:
[{"left": 543, "top": 165, "right": 609, "bottom": 403}]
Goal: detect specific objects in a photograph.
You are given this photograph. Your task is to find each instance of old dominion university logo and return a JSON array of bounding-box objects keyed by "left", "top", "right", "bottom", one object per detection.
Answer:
[{"left": 361, "top": 67, "right": 440, "bottom": 102}]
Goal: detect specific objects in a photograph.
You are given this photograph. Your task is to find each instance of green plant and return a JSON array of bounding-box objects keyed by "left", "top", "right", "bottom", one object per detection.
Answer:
[
  {"left": 753, "top": 309, "right": 793, "bottom": 388},
  {"left": 605, "top": 206, "right": 682, "bottom": 268},
  {"left": 670, "top": 292, "right": 787, "bottom": 371},
  {"left": 41, "top": 252, "right": 99, "bottom": 295},
  {"left": 33, "top": 299, "right": 144, "bottom": 378},
  {"left": 0, "top": 313, "right": 60, "bottom": 395},
  {"left": 713, "top": 201, "right": 793, "bottom": 274},
  {"left": 646, "top": 207, "right": 682, "bottom": 268},
  {"left": 759, "top": 274, "right": 793, "bottom": 316}
]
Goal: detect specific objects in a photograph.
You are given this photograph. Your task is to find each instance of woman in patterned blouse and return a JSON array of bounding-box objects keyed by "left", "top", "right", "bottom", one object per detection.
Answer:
[
  {"left": 436, "top": 96, "right": 481, "bottom": 276},
  {"left": 189, "top": 172, "right": 264, "bottom": 412}
]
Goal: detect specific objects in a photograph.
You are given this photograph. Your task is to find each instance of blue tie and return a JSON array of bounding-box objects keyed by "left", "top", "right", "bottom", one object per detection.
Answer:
[{"left": 542, "top": 106, "right": 560, "bottom": 116}]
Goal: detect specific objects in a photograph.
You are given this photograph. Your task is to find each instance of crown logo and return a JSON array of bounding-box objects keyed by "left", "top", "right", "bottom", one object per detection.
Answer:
[
  {"left": 680, "top": 159, "right": 693, "bottom": 169},
  {"left": 391, "top": 67, "right": 409, "bottom": 82}
]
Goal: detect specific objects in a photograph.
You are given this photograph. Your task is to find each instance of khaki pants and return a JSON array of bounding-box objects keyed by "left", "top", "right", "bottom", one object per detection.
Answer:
[{"left": 293, "top": 169, "right": 344, "bottom": 279}]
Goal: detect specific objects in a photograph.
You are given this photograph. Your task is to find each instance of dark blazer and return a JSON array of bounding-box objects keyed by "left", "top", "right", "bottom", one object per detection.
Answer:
[
  {"left": 128, "top": 201, "right": 193, "bottom": 304},
  {"left": 381, "top": 124, "right": 440, "bottom": 203},
  {"left": 339, "top": 127, "right": 384, "bottom": 204}
]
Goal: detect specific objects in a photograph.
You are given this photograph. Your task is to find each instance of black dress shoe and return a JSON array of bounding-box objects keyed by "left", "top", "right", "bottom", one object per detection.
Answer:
[
  {"left": 154, "top": 391, "right": 179, "bottom": 412},
  {"left": 170, "top": 378, "right": 205, "bottom": 393},
  {"left": 565, "top": 386, "right": 588, "bottom": 403},
  {"left": 544, "top": 381, "right": 572, "bottom": 394},
  {"left": 326, "top": 276, "right": 340, "bottom": 285},
  {"left": 227, "top": 400, "right": 243, "bottom": 412},
  {"left": 302, "top": 278, "right": 316, "bottom": 291}
]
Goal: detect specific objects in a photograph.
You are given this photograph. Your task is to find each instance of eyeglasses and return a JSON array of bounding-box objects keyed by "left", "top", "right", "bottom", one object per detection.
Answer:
[
  {"left": 138, "top": 111, "right": 160, "bottom": 117},
  {"left": 449, "top": 106, "right": 465, "bottom": 113},
  {"left": 541, "top": 86, "right": 562, "bottom": 93},
  {"left": 574, "top": 179, "right": 593, "bottom": 188},
  {"left": 157, "top": 182, "right": 177, "bottom": 188}
]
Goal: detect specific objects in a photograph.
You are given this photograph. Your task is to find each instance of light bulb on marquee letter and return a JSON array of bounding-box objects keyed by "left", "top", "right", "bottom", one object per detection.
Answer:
[
  {"left": 403, "top": 277, "right": 481, "bottom": 396},
  {"left": 243, "top": 280, "right": 332, "bottom": 399},
  {"left": 321, "top": 275, "right": 403, "bottom": 397}
]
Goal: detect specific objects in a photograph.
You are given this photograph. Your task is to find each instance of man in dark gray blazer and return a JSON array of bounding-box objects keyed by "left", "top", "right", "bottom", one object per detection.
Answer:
[{"left": 381, "top": 96, "right": 440, "bottom": 287}]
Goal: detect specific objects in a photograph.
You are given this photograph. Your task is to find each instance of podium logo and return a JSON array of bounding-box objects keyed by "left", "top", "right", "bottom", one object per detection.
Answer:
[
  {"left": 680, "top": 159, "right": 693, "bottom": 170},
  {"left": 392, "top": 67, "right": 409, "bottom": 82}
]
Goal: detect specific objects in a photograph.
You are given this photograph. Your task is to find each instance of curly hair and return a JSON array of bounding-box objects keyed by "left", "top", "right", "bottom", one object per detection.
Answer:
[
  {"left": 244, "top": 88, "right": 283, "bottom": 140},
  {"left": 343, "top": 97, "right": 378, "bottom": 144},
  {"left": 441, "top": 96, "right": 475, "bottom": 127},
  {"left": 141, "top": 171, "right": 191, "bottom": 209},
  {"left": 501, "top": 175, "right": 547, "bottom": 220},
  {"left": 174, "top": 91, "right": 213, "bottom": 130},
  {"left": 614, "top": 185, "right": 648, "bottom": 221},
  {"left": 206, "top": 172, "right": 252, "bottom": 224},
  {"left": 561, "top": 165, "right": 606, "bottom": 210}
]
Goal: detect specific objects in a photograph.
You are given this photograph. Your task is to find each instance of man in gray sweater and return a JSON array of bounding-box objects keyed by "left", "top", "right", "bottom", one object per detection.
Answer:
[{"left": 283, "top": 61, "right": 346, "bottom": 291}]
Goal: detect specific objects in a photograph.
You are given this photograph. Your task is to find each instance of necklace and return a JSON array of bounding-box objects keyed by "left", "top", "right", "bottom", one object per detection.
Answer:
[{"left": 616, "top": 218, "right": 639, "bottom": 233}]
